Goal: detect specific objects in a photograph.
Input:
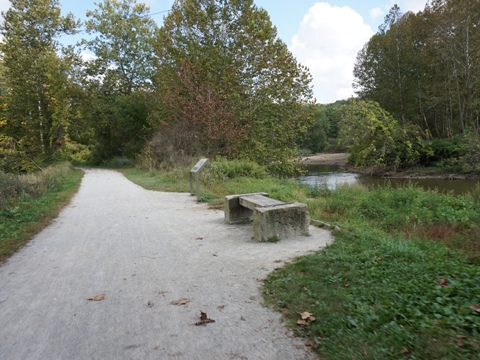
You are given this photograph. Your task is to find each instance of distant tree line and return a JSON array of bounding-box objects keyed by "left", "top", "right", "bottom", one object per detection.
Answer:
[
  {"left": 355, "top": 0, "right": 480, "bottom": 138},
  {"left": 0, "top": 0, "right": 314, "bottom": 175},
  {"left": 344, "top": 0, "right": 480, "bottom": 171}
]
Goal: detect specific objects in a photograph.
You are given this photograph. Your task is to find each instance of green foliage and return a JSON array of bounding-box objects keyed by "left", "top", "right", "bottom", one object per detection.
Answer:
[
  {"left": 79, "top": 0, "right": 157, "bottom": 163},
  {"left": 54, "top": 139, "right": 93, "bottom": 165},
  {"left": 301, "top": 101, "right": 347, "bottom": 153},
  {"left": 0, "top": 0, "right": 81, "bottom": 168},
  {"left": 206, "top": 158, "right": 268, "bottom": 182},
  {"left": 87, "top": 91, "right": 152, "bottom": 162},
  {"left": 83, "top": 0, "right": 156, "bottom": 95},
  {"left": 339, "top": 100, "right": 430, "bottom": 169},
  {"left": 152, "top": 0, "right": 314, "bottom": 176},
  {"left": 354, "top": 1, "right": 480, "bottom": 139},
  {"left": 427, "top": 131, "right": 480, "bottom": 173}
]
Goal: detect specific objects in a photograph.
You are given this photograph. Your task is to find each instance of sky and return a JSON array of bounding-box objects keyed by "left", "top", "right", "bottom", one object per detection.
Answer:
[{"left": 0, "top": 0, "right": 428, "bottom": 103}]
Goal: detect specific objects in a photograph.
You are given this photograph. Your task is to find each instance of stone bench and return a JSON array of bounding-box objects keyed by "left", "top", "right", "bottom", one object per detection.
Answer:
[{"left": 224, "top": 193, "right": 309, "bottom": 242}]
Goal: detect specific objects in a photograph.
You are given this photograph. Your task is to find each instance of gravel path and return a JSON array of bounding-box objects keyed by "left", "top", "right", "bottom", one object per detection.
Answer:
[{"left": 0, "top": 169, "right": 333, "bottom": 360}]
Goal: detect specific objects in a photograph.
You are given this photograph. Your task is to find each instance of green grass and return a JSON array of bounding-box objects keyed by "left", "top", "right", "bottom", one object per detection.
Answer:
[
  {"left": 0, "top": 164, "right": 83, "bottom": 264},
  {"left": 121, "top": 161, "right": 480, "bottom": 359}
]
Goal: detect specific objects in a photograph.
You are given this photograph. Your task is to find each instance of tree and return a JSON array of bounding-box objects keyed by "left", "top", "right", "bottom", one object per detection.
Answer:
[
  {"left": 339, "top": 100, "right": 428, "bottom": 170},
  {"left": 83, "top": 0, "right": 157, "bottom": 95},
  {"left": 81, "top": 0, "right": 157, "bottom": 161},
  {"left": 152, "top": 0, "right": 314, "bottom": 175},
  {"left": 354, "top": 0, "right": 480, "bottom": 140},
  {"left": 0, "top": 0, "right": 80, "bottom": 171}
]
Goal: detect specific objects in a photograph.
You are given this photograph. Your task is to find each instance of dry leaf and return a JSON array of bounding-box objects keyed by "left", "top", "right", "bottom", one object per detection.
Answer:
[
  {"left": 457, "top": 340, "right": 465, "bottom": 347},
  {"left": 87, "top": 293, "right": 105, "bottom": 301},
  {"left": 438, "top": 279, "right": 448, "bottom": 287},
  {"left": 147, "top": 301, "right": 154, "bottom": 308},
  {"left": 302, "top": 286, "right": 308, "bottom": 291},
  {"left": 344, "top": 283, "right": 350, "bottom": 288},
  {"left": 170, "top": 298, "right": 190, "bottom": 306},
  {"left": 301, "top": 312, "right": 313, "bottom": 320},
  {"left": 470, "top": 304, "right": 480, "bottom": 313},
  {"left": 400, "top": 348, "right": 410, "bottom": 354},
  {"left": 195, "top": 311, "right": 215, "bottom": 326},
  {"left": 297, "top": 319, "right": 307, "bottom": 326},
  {"left": 217, "top": 305, "right": 225, "bottom": 310}
]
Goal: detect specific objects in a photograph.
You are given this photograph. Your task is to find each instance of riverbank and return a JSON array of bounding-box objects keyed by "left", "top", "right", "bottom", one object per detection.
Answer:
[
  {"left": 302, "top": 153, "right": 480, "bottom": 180},
  {"left": 301, "top": 153, "right": 349, "bottom": 165}
]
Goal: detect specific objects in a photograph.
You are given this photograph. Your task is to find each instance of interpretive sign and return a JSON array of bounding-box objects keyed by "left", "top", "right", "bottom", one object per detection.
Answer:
[{"left": 189, "top": 158, "right": 209, "bottom": 201}]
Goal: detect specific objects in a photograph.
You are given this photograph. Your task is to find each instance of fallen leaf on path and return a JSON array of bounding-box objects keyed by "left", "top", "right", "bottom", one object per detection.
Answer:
[
  {"left": 170, "top": 298, "right": 190, "bottom": 306},
  {"left": 195, "top": 311, "right": 215, "bottom": 326},
  {"left": 87, "top": 293, "right": 105, "bottom": 301},
  {"left": 217, "top": 305, "right": 225, "bottom": 310},
  {"left": 147, "top": 301, "right": 154, "bottom": 308},
  {"left": 470, "top": 304, "right": 480, "bottom": 313}
]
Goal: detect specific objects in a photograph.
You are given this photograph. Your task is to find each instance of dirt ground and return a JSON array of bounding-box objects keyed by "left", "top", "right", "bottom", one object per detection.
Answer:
[
  {"left": 301, "top": 153, "right": 349, "bottom": 166},
  {"left": 0, "top": 169, "right": 333, "bottom": 360}
]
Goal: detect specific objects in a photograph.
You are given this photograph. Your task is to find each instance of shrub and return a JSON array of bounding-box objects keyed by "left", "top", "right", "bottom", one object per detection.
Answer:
[{"left": 206, "top": 158, "right": 268, "bottom": 182}]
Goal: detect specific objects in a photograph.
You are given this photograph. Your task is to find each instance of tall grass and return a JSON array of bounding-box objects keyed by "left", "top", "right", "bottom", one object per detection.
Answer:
[{"left": 0, "top": 163, "right": 83, "bottom": 263}]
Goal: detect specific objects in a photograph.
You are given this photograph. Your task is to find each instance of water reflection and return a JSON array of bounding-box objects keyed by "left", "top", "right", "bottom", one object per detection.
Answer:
[
  {"left": 300, "top": 164, "right": 359, "bottom": 189},
  {"left": 300, "top": 164, "right": 479, "bottom": 195}
]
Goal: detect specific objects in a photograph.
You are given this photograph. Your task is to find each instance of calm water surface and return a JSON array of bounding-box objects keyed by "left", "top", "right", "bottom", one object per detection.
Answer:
[{"left": 301, "top": 164, "right": 480, "bottom": 195}]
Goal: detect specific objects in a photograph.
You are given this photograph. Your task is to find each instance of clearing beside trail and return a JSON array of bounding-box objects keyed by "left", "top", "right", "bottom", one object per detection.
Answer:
[{"left": 0, "top": 169, "right": 333, "bottom": 360}]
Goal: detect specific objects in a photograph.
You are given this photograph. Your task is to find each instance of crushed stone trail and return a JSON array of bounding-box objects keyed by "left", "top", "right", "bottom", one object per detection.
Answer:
[{"left": 0, "top": 169, "right": 333, "bottom": 359}]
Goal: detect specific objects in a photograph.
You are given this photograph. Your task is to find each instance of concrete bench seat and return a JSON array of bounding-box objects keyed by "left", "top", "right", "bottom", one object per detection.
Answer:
[{"left": 224, "top": 193, "right": 309, "bottom": 242}]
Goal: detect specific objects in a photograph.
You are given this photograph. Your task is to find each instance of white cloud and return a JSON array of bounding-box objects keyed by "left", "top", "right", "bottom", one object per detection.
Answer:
[
  {"left": 290, "top": 2, "right": 373, "bottom": 103},
  {"left": 370, "top": 7, "right": 384, "bottom": 19},
  {"left": 0, "top": 0, "right": 9, "bottom": 13}
]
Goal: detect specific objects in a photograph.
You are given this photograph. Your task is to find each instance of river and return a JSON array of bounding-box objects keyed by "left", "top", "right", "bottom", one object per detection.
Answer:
[{"left": 300, "top": 164, "right": 480, "bottom": 195}]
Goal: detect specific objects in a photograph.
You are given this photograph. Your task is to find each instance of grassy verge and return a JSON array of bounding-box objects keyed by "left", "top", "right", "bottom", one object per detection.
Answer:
[
  {"left": 0, "top": 164, "right": 84, "bottom": 264},
  {"left": 121, "top": 160, "right": 480, "bottom": 359}
]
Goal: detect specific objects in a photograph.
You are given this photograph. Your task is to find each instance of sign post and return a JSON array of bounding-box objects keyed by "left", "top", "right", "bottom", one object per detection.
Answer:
[{"left": 189, "top": 158, "right": 209, "bottom": 201}]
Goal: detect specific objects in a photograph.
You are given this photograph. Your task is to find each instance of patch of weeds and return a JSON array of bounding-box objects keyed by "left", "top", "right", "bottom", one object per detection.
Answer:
[{"left": 267, "top": 235, "right": 280, "bottom": 243}]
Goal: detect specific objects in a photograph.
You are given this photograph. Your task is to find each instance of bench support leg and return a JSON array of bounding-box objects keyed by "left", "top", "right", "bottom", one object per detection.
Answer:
[
  {"left": 253, "top": 203, "right": 310, "bottom": 242},
  {"left": 224, "top": 193, "right": 268, "bottom": 224}
]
